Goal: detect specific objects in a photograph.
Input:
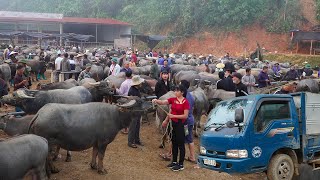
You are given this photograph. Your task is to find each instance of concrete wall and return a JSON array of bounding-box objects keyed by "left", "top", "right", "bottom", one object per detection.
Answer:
[
  {"left": 98, "top": 25, "right": 131, "bottom": 42},
  {"left": 0, "top": 22, "right": 60, "bottom": 33}
]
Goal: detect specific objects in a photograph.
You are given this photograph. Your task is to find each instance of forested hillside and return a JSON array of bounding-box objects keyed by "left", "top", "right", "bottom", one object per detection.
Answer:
[{"left": 0, "top": 0, "right": 307, "bottom": 36}]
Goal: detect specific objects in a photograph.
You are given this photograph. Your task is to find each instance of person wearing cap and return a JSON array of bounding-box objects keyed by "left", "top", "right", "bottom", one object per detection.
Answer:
[
  {"left": 4, "top": 45, "right": 13, "bottom": 60},
  {"left": 303, "top": 64, "right": 313, "bottom": 77},
  {"left": 282, "top": 65, "right": 300, "bottom": 81},
  {"left": 127, "top": 75, "right": 144, "bottom": 148},
  {"left": 9, "top": 51, "right": 18, "bottom": 63},
  {"left": 224, "top": 60, "right": 235, "bottom": 73},
  {"left": 160, "top": 60, "right": 171, "bottom": 80},
  {"left": 155, "top": 70, "right": 172, "bottom": 98},
  {"left": 109, "top": 58, "right": 121, "bottom": 76},
  {"left": 272, "top": 63, "right": 281, "bottom": 76},
  {"left": 233, "top": 73, "right": 248, "bottom": 97},
  {"left": 150, "top": 59, "right": 159, "bottom": 80},
  {"left": 258, "top": 66, "right": 271, "bottom": 88},
  {"left": 241, "top": 68, "right": 256, "bottom": 94},
  {"left": 78, "top": 64, "right": 92, "bottom": 82},
  {"left": 74, "top": 54, "right": 84, "bottom": 80},
  {"left": 120, "top": 61, "right": 132, "bottom": 74}
]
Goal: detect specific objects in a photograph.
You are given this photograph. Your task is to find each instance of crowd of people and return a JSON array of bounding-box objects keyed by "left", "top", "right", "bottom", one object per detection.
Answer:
[{"left": 2, "top": 43, "right": 320, "bottom": 174}]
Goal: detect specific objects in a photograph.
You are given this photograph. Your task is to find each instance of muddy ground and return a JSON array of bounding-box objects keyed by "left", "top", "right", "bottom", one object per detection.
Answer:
[{"left": 0, "top": 71, "right": 266, "bottom": 180}]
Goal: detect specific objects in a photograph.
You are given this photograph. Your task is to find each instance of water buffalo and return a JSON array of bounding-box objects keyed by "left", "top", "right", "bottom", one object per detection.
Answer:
[
  {"left": 296, "top": 79, "right": 319, "bottom": 93},
  {"left": 37, "top": 79, "right": 78, "bottom": 90},
  {"left": 29, "top": 97, "right": 152, "bottom": 174},
  {"left": 90, "top": 64, "right": 105, "bottom": 81},
  {"left": 79, "top": 78, "right": 115, "bottom": 102},
  {"left": 205, "top": 85, "right": 235, "bottom": 101},
  {"left": 1, "top": 86, "right": 92, "bottom": 114},
  {"left": 174, "top": 70, "right": 201, "bottom": 86},
  {"left": 0, "top": 114, "right": 72, "bottom": 163},
  {"left": 0, "top": 63, "right": 11, "bottom": 82},
  {"left": 0, "top": 134, "right": 48, "bottom": 180},
  {"left": 191, "top": 87, "right": 209, "bottom": 137},
  {"left": 0, "top": 115, "right": 33, "bottom": 136},
  {"left": 26, "top": 59, "right": 46, "bottom": 81}
]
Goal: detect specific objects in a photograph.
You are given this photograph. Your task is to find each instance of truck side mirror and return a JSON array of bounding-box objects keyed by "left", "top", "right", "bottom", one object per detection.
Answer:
[{"left": 235, "top": 108, "right": 244, "bottom": 123}]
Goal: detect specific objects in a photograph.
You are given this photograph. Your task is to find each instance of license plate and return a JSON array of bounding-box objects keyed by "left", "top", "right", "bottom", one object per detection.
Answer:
[{"left": 203, "top": 159, "right": 216, "bottom": 166}]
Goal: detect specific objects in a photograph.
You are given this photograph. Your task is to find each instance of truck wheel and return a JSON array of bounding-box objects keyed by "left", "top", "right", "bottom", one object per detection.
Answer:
[{"left": 267, "top": 154, "right": 294, "bottom": 180}]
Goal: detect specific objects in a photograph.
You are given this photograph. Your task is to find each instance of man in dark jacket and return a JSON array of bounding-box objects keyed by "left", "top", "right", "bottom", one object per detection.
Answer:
[
  {"left": 216, "top": 71, "right": 225, "bottom": 89},
  {"left": 127, "top": 75, "right": 144, "bottom": 148},
  {"left": 258, "top": 66, "right": 271, "bottom": 88},
  {"left": 283, "top": 66, "right": 300, "bottom": 81},
  {"left": 155, "top": 70, "right": 171, "bottom": 98},
  {"left": 232, "top": 73, "right": 248, "bottom": 97},
  {"left": 222, "top": 69, "right": 235, "bottom": 91}
]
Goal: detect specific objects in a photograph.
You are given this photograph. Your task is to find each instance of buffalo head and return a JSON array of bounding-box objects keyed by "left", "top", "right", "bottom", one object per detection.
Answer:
[
  {"left": 139, "top": 81, "right": 154, "bottom": 95},
  {"left": 88, "top": 81, "right": 114, "bottom": 95},
  {"left": 1, "top": 89, "right": 35, "bottom": 107},
  {"left": 116, "top": 96, "right": 153, "bottom": 113}
]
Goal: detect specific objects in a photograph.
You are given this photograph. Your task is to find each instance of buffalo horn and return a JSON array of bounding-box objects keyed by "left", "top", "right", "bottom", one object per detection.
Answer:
[
  {"left": 88, "top": 82, "right": 101, "bottom": 86},
  {"left": 16, "top": 90, "right": 35, "bottom": 99},
  {"left": 117, "top": 100, "right": 136, "bottom": 108}
]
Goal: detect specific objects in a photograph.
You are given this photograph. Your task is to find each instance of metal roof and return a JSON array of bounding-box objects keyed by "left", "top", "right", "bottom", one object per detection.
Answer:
[{"left": 0, "top": 11, "right": 131, "bottom": 26}]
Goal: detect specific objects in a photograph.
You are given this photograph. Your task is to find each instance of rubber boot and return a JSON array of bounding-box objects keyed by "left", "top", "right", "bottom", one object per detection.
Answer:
[
  {"left": 41, "top": 74, "right": 47, "bottom": 80},
  {"left": 37, "top": 73, "right": 41, "bottom": 80}
]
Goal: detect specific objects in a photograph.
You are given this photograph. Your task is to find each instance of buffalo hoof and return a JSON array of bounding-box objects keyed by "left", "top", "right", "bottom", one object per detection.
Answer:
[
  {"left": 90, "top": 163, "right": 97, "bottom": 170},
  {"left": 98, "top": 169, "right": 107, "bottom": 175},
  {"left": 65, "top": 156, "right": 71, "bottom": 162},
  {"left": 51, "top": 167, "right": 60, "bottom": 174}
]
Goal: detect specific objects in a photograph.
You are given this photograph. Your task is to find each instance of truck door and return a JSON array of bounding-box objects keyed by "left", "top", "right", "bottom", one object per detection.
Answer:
[{"left": 250, "top": 99, "right": 298, "bottom": 165}]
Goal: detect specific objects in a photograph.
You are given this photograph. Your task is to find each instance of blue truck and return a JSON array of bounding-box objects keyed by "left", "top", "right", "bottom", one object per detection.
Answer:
[{"left": 198, "top": 92, "right": 320, "bottom": 180}]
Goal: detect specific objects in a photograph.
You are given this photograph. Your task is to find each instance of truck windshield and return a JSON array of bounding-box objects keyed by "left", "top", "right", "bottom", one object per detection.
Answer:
[{"left": 206, "top": 98, "right": 254, "bottom": 128}]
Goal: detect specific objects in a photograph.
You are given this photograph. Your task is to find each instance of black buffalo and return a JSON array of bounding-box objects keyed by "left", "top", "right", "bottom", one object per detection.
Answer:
[
  {"left": 28, "top": 97, "right": 152, "bottom": 174},
  {"left": 1, "top": 86, "right": 92, "bottom": 114}
]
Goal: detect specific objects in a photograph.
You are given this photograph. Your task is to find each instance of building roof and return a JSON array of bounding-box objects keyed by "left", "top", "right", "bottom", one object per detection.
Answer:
[{"left": 0, "top": 11, "right": 131, "bottom": 26}]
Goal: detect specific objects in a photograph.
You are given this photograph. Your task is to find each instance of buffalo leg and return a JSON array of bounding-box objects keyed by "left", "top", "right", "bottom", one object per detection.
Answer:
[
  {"left": 65, "top": 151, "right": 72, "bottom": 162},
  {"left": 90, "top": 144, "right": 99, "bottom": 170},
  {"left": 48, "top": 144, "right": 60, "bottom": 173},
  {"left": 52, "top": 146, "right": 60, "bottom": 161},
  {"left": 97, "top": 144, "right": 108, "bottom": 175},
  {"left": 34, "top": 162, "right": 48, "bottom": 180}
]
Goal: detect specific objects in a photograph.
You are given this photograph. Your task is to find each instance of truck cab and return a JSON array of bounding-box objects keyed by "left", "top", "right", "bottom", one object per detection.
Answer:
[{"left": 198, "top": 92, "right": 320, "bottom": 180}]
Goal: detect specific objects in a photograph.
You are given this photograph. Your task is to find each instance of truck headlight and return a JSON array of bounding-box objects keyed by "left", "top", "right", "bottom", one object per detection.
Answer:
[
  {"left": 226, "top": 150, "right": 248, "bottom": 158},
  {"left": 200, "top": 146, "right": 206, "bottom": 155}
]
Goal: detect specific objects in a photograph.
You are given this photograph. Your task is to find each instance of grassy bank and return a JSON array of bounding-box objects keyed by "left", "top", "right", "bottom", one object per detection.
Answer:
[{"left": 264, "top": 53, "right": 320, "bottom": 67}]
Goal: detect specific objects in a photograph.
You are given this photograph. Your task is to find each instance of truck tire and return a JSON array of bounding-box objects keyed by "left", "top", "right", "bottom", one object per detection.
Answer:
[{"left": 267, "top": 154, "right": 294, "bottom": 180}]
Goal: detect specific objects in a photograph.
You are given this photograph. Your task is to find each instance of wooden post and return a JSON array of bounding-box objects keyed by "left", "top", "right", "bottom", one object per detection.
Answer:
[
  {"left": 95, "top": 24, "right": 98, "bottom": 45},
  {"left": 310, "top": 40, "right": 313, "bottom": 55},
  {"left": 296, "top": 42, "right": 299, "bottom": 54},
  {"left": 59, "top": 23, "right": 63, "bottom": 47}
]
